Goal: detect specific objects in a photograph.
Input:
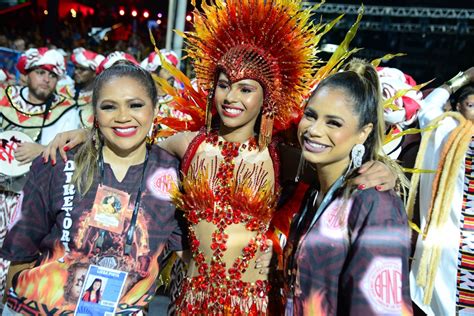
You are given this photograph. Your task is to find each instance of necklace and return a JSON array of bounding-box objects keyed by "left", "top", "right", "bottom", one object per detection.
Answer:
[{"left": 204, "top": 130, "right": 258, "bottom": 153}]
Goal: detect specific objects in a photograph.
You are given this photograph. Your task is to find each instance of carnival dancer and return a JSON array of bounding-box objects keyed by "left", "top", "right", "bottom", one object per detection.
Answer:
[
  {"left": 68, "top": 47, "right": 105, "bottom": 127},
  {"left": 40, "top": 1, "right": 398, "bottom": 314},
  {"left": 0, "top": 62, "right": 186, "bottom": 315},
  {"left": 283, "top": 59, "right": 412, "bottom": 315},
  {"left": 156, "top": 0, "right": 348, "bottom": 313},
  {"left": 0, "top": 47, "right": 79, "bottom": 297},
  {"left": 408, "top": 67, "right": 474, "bottom": 316}
]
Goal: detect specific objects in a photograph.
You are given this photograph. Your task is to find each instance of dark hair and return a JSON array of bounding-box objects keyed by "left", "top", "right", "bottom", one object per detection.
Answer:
[
  {"left": 309, "top": 58, "right": 383, "bottom": 164},
  {"left": 102, "top": 196, "right": 121, "bottom": 212},
  {"left": 84, "top": 278, "right": 102, "bottom": 302},
  {"left": 452, "top": 83, "right": 474, "bottom": 107},
  {"left": 307, "top": 58, "right": 408, "bottom": 194},
  {"left": 92, "top": 60, "right": 158, "bottom": 109}
]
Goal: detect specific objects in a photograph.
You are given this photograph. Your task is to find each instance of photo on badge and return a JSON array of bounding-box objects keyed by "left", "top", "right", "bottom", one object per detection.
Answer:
[
  {"left": 89, "top": 185, "right": 130, "bottom": 234},
  {"left": 75, "top": 264, "right": 128, "bottom": 316}
]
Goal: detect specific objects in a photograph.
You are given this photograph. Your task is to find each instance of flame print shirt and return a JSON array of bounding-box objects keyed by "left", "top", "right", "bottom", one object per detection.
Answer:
[
  {"left": 284, "top": 188, "right": 412, "bottom": 315},
  {"left": 0, "top": 145, "right": 186, "bottom": 315}
]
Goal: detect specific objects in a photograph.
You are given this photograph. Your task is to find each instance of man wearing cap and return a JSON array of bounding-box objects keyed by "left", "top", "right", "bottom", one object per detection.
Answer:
[
  {"left": 62, "top": 47, "right": 104, "bottom": 127},
  {"left": 0, "top": 47, "right": 79, "bottom": 297}
]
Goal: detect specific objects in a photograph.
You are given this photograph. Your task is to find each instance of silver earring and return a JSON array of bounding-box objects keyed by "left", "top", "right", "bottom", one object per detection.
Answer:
[
  {"left": 351, "top": 143, "right": 365, "bottom": 169},
  {"left": 295, "top": 152, "right": 305, "bottom": 182}
]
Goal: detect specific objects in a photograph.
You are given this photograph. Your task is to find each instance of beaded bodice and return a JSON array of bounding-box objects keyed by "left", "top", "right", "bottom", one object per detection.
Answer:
[{"left": 174, "top": 131, "right": 279, "bottom": 314}]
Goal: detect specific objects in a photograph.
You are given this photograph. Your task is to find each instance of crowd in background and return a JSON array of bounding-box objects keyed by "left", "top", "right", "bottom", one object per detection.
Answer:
[{"left": 0, "top": 1, "right": 473, "bottom": 315}]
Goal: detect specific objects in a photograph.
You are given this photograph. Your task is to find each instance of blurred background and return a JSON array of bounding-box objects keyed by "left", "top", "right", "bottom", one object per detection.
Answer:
[{"left": 0, "top": 0, "right": 472, "bottom": 85}]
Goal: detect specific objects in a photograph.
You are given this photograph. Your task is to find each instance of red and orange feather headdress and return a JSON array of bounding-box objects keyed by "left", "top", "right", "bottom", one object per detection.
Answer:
[
  {"left": 152, "top": 0, "right": 363, "bottom": 147},
  {"left": 183, "top": 0, "right": 321, "bottom": 148}
]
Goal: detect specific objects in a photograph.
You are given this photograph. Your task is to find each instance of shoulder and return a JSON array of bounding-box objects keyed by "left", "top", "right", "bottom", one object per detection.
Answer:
[
  {"left": 150, "top": 144, "right": 180, "bottom": 168},
  {"left": 0, "top": 85, "right": 17, "bottom": 104},
  {"left": 158, "top": 131, "right": 198, "bottom": 159},
  {"left": 349, "top": 188, "right": 406, "bottom": 225},
  {"left": 352, "top": 187, "right": 402, "bottom": 204},
  {"left": 29, "top": 151, "right": 74, "bottom": 186}
]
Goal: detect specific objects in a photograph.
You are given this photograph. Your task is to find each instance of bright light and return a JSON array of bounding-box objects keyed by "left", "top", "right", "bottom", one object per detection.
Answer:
[
  {"left": 157, "top": 13, "right": 163, "bottom": 18},
  {"left": 119, "top": 9, "right": 125, "bottom": 16},
  {"left": 143, "top": 11, "right": 149, "bottom": 18},
  {"left": 186, "top": 15, "right": 192, "bottom": 22},
  {"left": 43, "top": 9, "right": 48, "bottom": 15},
  {"left": 131, "top": 10, "right": 138, "bottom": 17},
  {"left": 157, "top": 19, "right": 162, "bottom": 25}
]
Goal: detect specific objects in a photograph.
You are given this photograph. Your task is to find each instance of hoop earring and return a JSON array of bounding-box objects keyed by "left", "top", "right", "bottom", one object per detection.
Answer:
[
  {"left": 295, "top": 152, "right": 305, "bottom": 182},
  {"left": 346, "top": 143, "right": 365, "bottom": 177}
]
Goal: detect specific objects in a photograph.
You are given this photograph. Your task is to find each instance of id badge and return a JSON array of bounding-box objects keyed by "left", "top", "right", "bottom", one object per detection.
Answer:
[
  {"left": 285, "top": 296, "right": 294, "bottom": 316},
  {"left": 74, "top": 264, "right": 128, "bottom": 316},
  {"left": 89, "top": 185, "right": 130, "bottom": 234}
]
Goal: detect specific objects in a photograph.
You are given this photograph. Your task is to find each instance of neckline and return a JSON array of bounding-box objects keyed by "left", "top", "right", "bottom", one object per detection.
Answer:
[
  {"left": 103, "top": 160, "right": 146, "bottom": 184},
  {"left": 205, "top": 130, "right": 257, "bottom": 152},
  {"left": 101, "top": 146, "right": 152, "bottom": 184}
]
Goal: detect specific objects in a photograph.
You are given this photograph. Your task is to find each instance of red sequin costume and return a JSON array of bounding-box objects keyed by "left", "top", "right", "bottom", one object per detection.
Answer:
[{"left": 174, "top": 130, "right": 280, "bottom": 314}]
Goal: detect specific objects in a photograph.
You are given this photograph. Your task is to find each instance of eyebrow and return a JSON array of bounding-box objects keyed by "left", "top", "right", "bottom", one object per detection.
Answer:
[
  {"left": 305, "top": 107, "right": 345, "bottom": 122},
  {"left": 217, "top": 79, "right": 257, "bottom": 89},
  {"left": 99, "top": 97, "right": 146, "bottom": 104},
  {"left": 236, "top": 83, "right": 257, "bottom": 89}
]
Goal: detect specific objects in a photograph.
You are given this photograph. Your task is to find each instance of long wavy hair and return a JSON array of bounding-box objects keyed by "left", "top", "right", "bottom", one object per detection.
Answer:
[{"left": 83, "top": 278, "right": 102, "bottom": 302}]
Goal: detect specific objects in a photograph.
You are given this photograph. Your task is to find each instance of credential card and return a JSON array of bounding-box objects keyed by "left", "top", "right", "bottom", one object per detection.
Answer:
[{"left": 74, "top": 265, "right": 128, "bottom": 316}]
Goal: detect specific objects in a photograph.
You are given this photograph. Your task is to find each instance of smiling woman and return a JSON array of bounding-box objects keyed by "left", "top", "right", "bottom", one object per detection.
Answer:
[
  {"left": 283, "top": 59, "right": 412, "bottom": 315},
  {"left": 95, "top": 75, "right": 156, "bottom": 163},
  {"left": 0, "top": 62, "right": 186, "bottom": 315},
  {"left": 214, "top": 73, "right": 264, "bottom": 138}
]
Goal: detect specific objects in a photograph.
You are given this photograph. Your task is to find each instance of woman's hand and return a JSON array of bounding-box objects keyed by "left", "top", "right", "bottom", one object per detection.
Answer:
[
  {"left": 352, "top": 160, "right": 397, "bottom": 191},
  {"left": 42, "top": 129, "right": 89, "bottom": 164},
  {"left": 255, "top": 239, "right": 273, "bottom": 275}
]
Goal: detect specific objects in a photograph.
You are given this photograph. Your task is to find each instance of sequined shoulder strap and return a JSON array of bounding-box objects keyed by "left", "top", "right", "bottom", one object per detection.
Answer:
[{"left": 181, "top": 128, "right": 207, "bottom": 175}]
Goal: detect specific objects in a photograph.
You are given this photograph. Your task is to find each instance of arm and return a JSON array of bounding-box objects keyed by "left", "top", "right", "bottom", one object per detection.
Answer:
[
  {"left": 279, "top": 142, "right": 398, "bottom": 191},
  {"left": 157, "top": 131, "right": 196, "bottom": 160},
  {"left": 419, "top": 67, "right": 474, "bottom": 127},
  {"left": 42, "top": 128, "right": 89, "bottom": 164},
  {"left": 2, "top": 261, "right": 35, "bottom": 303},
  {"left": 340, "top": 190, "right": 412, "bottom": 315}
]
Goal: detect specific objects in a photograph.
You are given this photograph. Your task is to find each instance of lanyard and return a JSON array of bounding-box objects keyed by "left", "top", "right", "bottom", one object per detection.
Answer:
[{"left": 98, "top": 145, "right": 150, "bottom": 256}]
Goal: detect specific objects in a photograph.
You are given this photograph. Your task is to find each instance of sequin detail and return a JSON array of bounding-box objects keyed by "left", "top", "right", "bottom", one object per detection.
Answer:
[{"left": 174, "top": 132, "right": 276, "bottom": 315}]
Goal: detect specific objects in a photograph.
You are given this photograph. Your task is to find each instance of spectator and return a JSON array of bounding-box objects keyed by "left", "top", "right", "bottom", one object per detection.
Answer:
[{"left": 0, "top": 47, "right": 79, "bottom": 298}]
